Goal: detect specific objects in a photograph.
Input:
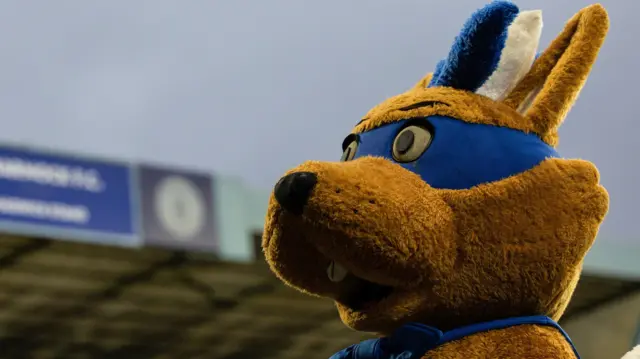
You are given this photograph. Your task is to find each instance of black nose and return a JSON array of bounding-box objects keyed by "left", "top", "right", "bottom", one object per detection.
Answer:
[{"left": 274, "top": 172, "right": 317, "bottom": 215}]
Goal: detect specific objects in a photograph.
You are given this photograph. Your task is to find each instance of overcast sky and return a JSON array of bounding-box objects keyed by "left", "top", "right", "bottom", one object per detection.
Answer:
[{"left": 0, "top": 0, "right": 635, "bottom": 243}]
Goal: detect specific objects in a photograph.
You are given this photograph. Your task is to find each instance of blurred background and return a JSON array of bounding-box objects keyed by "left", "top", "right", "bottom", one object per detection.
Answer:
[{"left": 0, "top": 0, "right": 638, "bottom": 358}]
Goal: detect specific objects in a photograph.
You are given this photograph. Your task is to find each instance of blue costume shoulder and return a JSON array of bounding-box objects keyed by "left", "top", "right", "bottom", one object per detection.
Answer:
[{"left": 330, "top": 316, "right": 579, "bottom": 359}]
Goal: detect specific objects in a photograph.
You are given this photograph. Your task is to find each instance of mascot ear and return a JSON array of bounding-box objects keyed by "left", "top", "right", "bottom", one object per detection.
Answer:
[
  {"left": 503, "top": 4, "right": 609, "bottom": 146},
  {"left": 428, "top": 1, "right": 520, "bottom": 91}
]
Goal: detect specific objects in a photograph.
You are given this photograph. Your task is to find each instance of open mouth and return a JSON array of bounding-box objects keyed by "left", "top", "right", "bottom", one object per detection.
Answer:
[{"left": 327, "top": 261, "right": 394, "bottom": 310}]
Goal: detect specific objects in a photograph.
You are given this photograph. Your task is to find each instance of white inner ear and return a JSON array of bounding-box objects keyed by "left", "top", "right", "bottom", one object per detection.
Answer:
[{"left": 476, "top": 10, "right": 543, "bottom": 101}]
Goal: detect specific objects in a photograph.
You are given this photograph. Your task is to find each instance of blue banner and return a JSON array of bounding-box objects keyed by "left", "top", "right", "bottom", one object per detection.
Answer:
[{"left": 0, "top": 145, "right": 138, "bottom": 245}]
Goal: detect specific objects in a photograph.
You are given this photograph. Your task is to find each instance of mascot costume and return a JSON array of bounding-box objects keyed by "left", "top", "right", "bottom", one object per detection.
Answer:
[{"left": 263, "top": 2, "right": 640, "bottom": 358}]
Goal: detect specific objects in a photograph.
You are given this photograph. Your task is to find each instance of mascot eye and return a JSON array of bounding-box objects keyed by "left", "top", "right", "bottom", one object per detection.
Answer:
[
  {"left": 341, "top": 141, "right": 358, "bottom": 162},
  {"left": 340, "top": 134, "right": 359, "bottom": 162},
  {"left": 392, "top": 125, "right": 433, "bottom": 163}
]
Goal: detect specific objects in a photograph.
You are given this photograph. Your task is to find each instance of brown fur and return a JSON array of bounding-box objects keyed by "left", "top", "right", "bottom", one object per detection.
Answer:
[
  {"left": 425, "top": 325, "right": 577, "bottom": 359},
  {"left": 263, "top": 4, "right": 609, "bottom": 359}
]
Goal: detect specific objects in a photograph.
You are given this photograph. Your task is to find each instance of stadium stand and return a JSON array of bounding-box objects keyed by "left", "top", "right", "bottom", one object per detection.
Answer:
[{"left": 0, "top": 233, "right": 638, "bottom": 359}]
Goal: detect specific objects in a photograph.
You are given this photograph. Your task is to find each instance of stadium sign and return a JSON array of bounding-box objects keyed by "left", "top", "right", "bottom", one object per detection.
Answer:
[
  {"left": 0, "top": 145, "right": 139, "bottom": 247},
  {"left": 138, "top": 164, "right": 217, "bottom": 253}
]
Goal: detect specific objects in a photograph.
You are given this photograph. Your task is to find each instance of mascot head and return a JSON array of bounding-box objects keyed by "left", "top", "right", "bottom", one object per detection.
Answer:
[{"left": 263, "top": 1, "right": 609, "bottom": 335}]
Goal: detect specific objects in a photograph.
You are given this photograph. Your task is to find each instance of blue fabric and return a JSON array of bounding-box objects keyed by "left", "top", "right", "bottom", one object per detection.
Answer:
[
  {"left": 429, "top": 1, "right": 519, "bottom": 91},
  {"left": 352, "top": 116, "right": 558, "bottom": 190},
  {"left": 329, "top": 316, "right": 580, "bottom": 359}
]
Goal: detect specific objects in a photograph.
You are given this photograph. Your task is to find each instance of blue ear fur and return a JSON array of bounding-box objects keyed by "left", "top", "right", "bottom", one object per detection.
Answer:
[
  {"left": 431, "top": 59, "right": 446, "bottom": 82},
  {"left": 429, "top": 1, "right": 520, "bottom": 91}
]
